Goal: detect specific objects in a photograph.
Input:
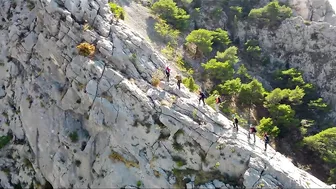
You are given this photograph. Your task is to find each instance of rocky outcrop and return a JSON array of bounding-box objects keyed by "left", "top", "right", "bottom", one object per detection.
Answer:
[
  {"left": 237, "top": 16, "right": 336, "bottom": 119},
  {"left": 0, "top": 0, "right": 332, "bottom": 188}
]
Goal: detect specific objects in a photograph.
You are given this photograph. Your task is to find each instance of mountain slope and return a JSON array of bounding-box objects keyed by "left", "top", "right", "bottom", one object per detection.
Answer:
[{"left": 0, "top": 0, "right": 333, "bottom": 188}]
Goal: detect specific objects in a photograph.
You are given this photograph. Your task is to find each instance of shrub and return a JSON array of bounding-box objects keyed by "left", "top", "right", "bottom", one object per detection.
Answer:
[
  {"left": 237, "top": 64, "right": 252, "bottom": 83},
  {"left": 248, "top": 1, "right": 292, "bottom": 28},
  {"left": 69, "top": 131, "right": 79, "bottom": 143},
  {"left": 154, "top": 19, "right": 180, "bottom": 44},
  {"left": 76, "top": 42, "right": 95, "bottom": 57},
  {"left": 244, "top": 40, "right": 261, "bottom": 61},
  {"left": 303, "top": 127, "right": 336, "bottom": 164},
  {"left": 152, "top": 70, "right": 164, "bottom": 87},
  {"left": 182, "top": 77, "right": 199, "bottom": 92},
  {"left": 218, "top": 78, "right": 242, "bottom": 97},
  {"left": 109, "top": 151, "right": 140, "bottom": 168},
  {"left": 238, "top": 79, "right": 266, "bottom": 107},
  {"left": 212, "top": 28, "right": 231, "bottom": 49},
  {"left": 109, "top": 2, "right": 125, "bottom": 20},
  {"left": 137, "top": 180, "right": 142, "bottom": 187},
  {"left": 268, "top": 104, "right": 299, "bottom": 129},
  {"left": 202, "top": 59, "right": 234, "bottom": 82},
  {"left": 0, "top": 134, "right": 12, "bottom": 149},
  {"left": 186, "top": 29, "right": 214, "bottom": 55},
  {"left": 257, "top": 117, "right": 280, "bottom": 137},
  {"left": 151, "top": 0, "right": 190, "bottom": 30}
]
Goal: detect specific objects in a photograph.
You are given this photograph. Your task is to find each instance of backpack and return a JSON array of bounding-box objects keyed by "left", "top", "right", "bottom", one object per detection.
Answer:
[
  {"left": 234, "top": 118, "right": 238, "bottom": 124},
  {"left": 216, "top": 97, "right": 221, "bottom": 103},
  {"left": 250, "top": 127, "right": 257, "bottom": 133},
  {"left": 165, "top": 67, "right": 170, "bottom": 74},
  {"left": 264, "top": 135, "right": 269, "bottom": 143},
  {"left": 200, "top": 92, "right": 205, "bottom": 98}
]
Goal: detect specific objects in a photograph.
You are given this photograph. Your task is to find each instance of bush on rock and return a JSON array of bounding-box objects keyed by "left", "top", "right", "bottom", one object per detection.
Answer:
[{"left": 76, "top": 42, "right": 96, "bottom": 57}]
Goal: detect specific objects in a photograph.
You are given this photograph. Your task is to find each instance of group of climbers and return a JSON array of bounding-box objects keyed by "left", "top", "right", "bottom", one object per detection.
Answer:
[{"left": 164, "top": 65, "right": 270, "bottom": 151}]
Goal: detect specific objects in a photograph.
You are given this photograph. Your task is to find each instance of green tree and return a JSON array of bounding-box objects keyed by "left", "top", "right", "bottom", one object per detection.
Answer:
[
  {"left": 186, "top": 29, "right": 214, "bottom": 55},
  {"left": 238, "top": 79, "right": 266, "bottom": 106},
  {"left": 268, "top": 104, "right": 298, "bottom": 128},
  {"left": 236, "top": 64, "right": 252, "bottom": 83},
  {"left": 215, "top": 46, "right": 239, "bottom": 65},
  {"left": 217, "top": 78, "right": 242, "bottom": 97},
  {"left": 265, "top": 88, "right": 285, "bottom": 105},
  {"left": 244, "top": 40, "right": 261, "bottom": 62},
  {"left": 212, "top": 28, "right": 231, "bottom": 49},
  {"left": 303, "top": 127, "right": 336, "bottom": 165},
  {"left": 202, "top": 59, "right": 235, "bottom": 81},
  {"left": 287, "top": 86, "right": 305, "bottom": 105},
  {"left": 248, "top": 1, "right": 292, "bottom": 28},
  {"left": 154, "top": 19, "right": 180, "bottom": 44},
  {"left": 152, "top": 0, "right": 190, "bottom": 30},
  {"left": 257, "top": 117, "right": 280, "bottom": 137}
]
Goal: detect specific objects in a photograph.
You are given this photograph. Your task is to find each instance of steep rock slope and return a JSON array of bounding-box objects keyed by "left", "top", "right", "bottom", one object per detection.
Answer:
[{"left": 0, "top": 0, "right": 332, "bottom": 188}]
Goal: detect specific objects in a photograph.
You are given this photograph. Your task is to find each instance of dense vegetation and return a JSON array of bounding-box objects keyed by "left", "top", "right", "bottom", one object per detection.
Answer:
[{"left": 148, "top": 0, "right": 335, "bottom": 183}]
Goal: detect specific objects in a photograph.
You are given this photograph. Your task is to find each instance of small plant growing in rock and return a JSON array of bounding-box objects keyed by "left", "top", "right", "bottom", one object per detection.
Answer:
[
  {"left": 69, "top": 131, "right": 79, "bottom": 143},
  {"left": 136, "top": 180, "right": 142, "bottom": 187},
  {"left": 153, "top": 170, "right": 161, "bottom": 178},
  {"left": 26, "top": 0, "right": 35, "bottom": 10},
  {"left": 109, "top": 151, "right": 140, "bottom": 168},
  {"left": 109, "top": 2, "right": 125, "bottom": 20},
  {"left": 151, "top": 70, "right": 164, "bottom": 87},
  {"left": 83, "top": 23, "right": 93, "bottom": 31},
  {"left": 130, "top": 53, "right": 137, "bottom": 63},
  {"left": 76, "top": 42, "right": 96, "bottom": 57},
  {"left": 214, "top": 162, "right": 220, "bottom": 168},
  {"left": 257, "top": 183, "right": 265, "bottom": 189},
  {"left": 0, "top": 134, "right": 13, "bottom": 149}
]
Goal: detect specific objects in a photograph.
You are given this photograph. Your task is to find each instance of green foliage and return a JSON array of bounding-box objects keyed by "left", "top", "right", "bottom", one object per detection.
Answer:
[
  {"left": 308, "top": 98, "right": 328, "bottom": 112},
  {"left": 108, "top": 2, "right": 125, "bottom": 20},
  {"left": 229, "top": 6, "right": 243, "bottom": 18},
  {"left": 154, "top": 19, "right": 180, "bottom": 44},
  {"left": 205, "top": 93, "right": 217, "bottom": 109},
  {"left": 265, "top": 87, "right": 305, "bottom": 106},
  {"left": 329, "top": 168, "right": 336, "bottom": 183},
  {"left": 137, "top": 180, "right": 142, "bottom": 187},
  {"left": 218, "top": 78, "right": 242, "bottom": 97},
  {"left": 69, "top": 131, "right": 79, "bottom": 143},
  {"left": 303, "top": 127, "right": 336, "bottom": 165},
  {"left": 151, "top": 0, "right": 190, "bottom": 30},
  {"left": 248, "top": 1, "right": 292, "bottom": 28},
  {"left": 182, "top": 77, "right": 199, "bottom": 92},
  {"left": 0, "top": 134, "right": 12, "bottom": 149},
  {"left": 237, "top": 64, "right": 252, "bottom": 83},
  {"left": 215, "top": 46, "right": 239, "bottom": 65},
  {"left": 202, "top": 59, "right": 235, "bottom": 81},
  {"left": 244, "top": 40, "right": 261, "bottom": 61},
  {"left": 257, "top": 117, "right": 280, "bottom": 137},
  {"left": 238, "top": 79, "right": 266, "bottom": 106},
  {"left": 212, "top": 28, "right": 231, "bottom": 49},
  {"left": 268, "top": 104, "right": 298, "bottom": 128},
  {"left": 186, "top": 29, "right": 214, "bottom": 55},
  {"left": 276, "top": 68, "right": 306, "bottom": 89}
]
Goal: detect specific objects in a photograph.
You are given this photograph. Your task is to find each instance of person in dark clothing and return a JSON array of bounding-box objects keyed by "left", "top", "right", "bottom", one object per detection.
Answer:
[
  {"left": 215, "top": 95, "right": 221, "bottom": 111},
  {"left": 176, "top": 75, "right": 182, "bottom": 90},
  {"left": 248, "top": 124, "right": 257, "bottom": 143},
  {"left": 165, "top": 66, "right": 171, "bottom": 82},
  {"left": 233, "top": 117, "right": 239, "bottom": 131},
  {"left": 199, "top": 91, "right": 206, "bottom": 105},
  {"left": 264, "top": 133, "right": 270, "bottom": 151}
]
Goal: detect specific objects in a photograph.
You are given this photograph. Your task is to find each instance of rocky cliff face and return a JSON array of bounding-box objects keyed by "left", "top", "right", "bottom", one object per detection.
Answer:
[
  {"left": 0, "top": 0, "right": 332, "bottom": 188},
  {"left": 237, "top": 15, "right": 336, "bottom": 119}
]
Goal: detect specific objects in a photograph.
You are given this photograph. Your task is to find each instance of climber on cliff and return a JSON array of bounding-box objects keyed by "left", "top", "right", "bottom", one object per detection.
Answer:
[
  {"left": 264, "top": 133, "right": 270, "bottom": 151},
  {"left": 176, "top": 75, "right": 182, "bottom": 90},
  {"left": 248, "top": 124, "right": 257, "bottom": 143},
  {"left": 198, "top": 91, "right": 206, "bottom": 106},
  {"left": 165, "top": 65, "right": 171, "bottom": 82},
  {"left": 233, "top": 117, "right": 238, "bottom": 131},
  {"left": 215, "top": 95, "right": 221, "bottom": 112}
]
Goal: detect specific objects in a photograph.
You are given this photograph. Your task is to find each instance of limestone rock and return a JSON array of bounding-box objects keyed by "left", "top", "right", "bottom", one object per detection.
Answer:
[{"left": 0, "top": 0, "right": 332, "bottom": 188}]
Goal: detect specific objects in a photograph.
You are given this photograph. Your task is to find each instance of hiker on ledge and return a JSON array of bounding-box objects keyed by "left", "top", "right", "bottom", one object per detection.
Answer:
[
  {"left": 248, "top": 124, "right": 257, "bottom": 143},
  {"left": 198, "top": 91, "right": 206, "bottom": 106},
  {"left": 176, "top": 75, "right": 182, "bottom": 90},
  {"left": 233, "top": 117, "right": 238, "bottom": 131},
  {"left": 165, "top": 65, "right": 171, "bottom": 82},
  {"left": 264, "top": 133, "right": 270, "bottom": 151},
  {"left": 215, "top": 95, "right": 221, "bottom": 112}
]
